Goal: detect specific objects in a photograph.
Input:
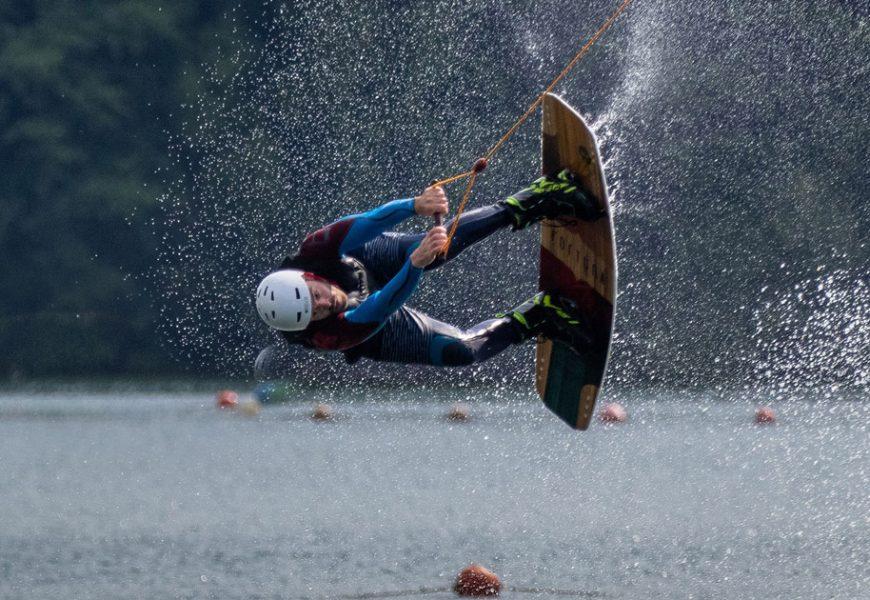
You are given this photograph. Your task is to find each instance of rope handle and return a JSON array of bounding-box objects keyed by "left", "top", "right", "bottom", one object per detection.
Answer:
[
  {"left": 441, "top": 158, "right": 487, "bottom": 256},
  {"left": 430, "top": 159, "right": 487, "bottom": 256},
  {"left": 429, "top": 181, "right": 444, "bottom": 227}
]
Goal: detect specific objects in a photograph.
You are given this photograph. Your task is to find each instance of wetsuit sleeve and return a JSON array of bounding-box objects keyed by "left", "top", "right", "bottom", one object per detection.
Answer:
[
  {"left": 298, "top": 198, "right": 416, "bottom": 258},
  {"left": 344, "top": 258, "right": 422, "bottom": 325}
]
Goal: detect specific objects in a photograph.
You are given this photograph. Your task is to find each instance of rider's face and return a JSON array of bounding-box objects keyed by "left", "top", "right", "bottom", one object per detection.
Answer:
[{"left": 306, "top": 278, "right": 347, "bottom": 321}]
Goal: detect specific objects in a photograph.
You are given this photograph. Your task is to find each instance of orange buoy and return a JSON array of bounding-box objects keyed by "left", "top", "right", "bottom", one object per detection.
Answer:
[
  {"left": 447, "top": 403, "right": 471, "bottom": 422},
  {"left": 599, "top": 402, "right": 627, "bottom": 423},
  {"left": 311, "top": 403, "right": 333, "bottom": 421},
  {"left": 216, "top": 390, "right": 238, "bottom": 409},
  {"left": 755, "top": 406, "right": 776, "bottom": 424},
  {"left": 454, "top": 564, "right": 501, "bottom": 597}
]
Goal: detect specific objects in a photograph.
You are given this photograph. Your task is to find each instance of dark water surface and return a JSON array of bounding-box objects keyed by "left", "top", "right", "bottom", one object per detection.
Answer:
[{"left": 1, "top": 387, "right": 867, "bottom": 599}]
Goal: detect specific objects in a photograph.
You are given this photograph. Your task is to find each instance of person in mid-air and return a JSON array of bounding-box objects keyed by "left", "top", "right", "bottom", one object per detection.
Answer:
[{"left": 254, "top": 171, "right": 603, "bottom": 371}]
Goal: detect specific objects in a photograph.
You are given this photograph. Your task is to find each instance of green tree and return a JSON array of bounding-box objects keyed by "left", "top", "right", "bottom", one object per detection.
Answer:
[{"left": 0, "top": 0, "right": 260, "bottom": 377}]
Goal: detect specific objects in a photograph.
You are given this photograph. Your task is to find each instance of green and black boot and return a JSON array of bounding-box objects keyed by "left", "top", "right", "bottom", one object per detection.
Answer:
[
  {"left": 501, "top": 169, "right": 603, "bottom": 231},
  {"left": 502, "top": 292, "right": 595, "bottom": 351}
]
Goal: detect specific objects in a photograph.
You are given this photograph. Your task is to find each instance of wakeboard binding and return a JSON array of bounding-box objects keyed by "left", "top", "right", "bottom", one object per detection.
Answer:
[
  {"left": 504, "top": 291, "right": 597, "bottom": 355},
  {"left": 502, "top": 169, "right": 603, "bottom": 230}
]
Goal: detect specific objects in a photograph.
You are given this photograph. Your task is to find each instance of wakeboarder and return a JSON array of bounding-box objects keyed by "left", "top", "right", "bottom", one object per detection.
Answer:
[{"left": 254, "top": 172, "right": 603, "bottom": 372}]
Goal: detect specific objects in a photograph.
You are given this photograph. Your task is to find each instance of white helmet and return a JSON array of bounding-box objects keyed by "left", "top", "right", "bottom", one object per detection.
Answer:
[{"left": 255, "top": 270, "right": 311, "bottom": 331}]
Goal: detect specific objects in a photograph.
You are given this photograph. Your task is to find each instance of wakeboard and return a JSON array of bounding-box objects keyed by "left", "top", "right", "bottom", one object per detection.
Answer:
[{"left": 536, "top": 93, "right": 617, "bottom": 430}]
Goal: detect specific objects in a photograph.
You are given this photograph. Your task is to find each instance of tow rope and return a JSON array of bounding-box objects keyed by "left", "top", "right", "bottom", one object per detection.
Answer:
[{"left": 434, "top": 0, "right": 634, "bottom": 255}]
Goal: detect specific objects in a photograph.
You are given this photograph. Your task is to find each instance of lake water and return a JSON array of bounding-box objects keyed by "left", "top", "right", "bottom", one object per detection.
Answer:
[{"left": 1, "top": 386, "right": 867, "bottom": 599}]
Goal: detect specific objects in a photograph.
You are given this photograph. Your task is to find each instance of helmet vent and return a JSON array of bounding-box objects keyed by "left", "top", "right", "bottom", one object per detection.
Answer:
[
  {"left": 271, "top": 310, "right": 276, "bottom": 319},
  {"left": 270, "top": 291, "right": 274, "bottom": 301},
  {"left": 295, "top": 288, "right": 300, "bottom": 299},
  {"left": 263, "top": 286, "right": 269, "bottom": 296},
  {"left": 297, "top": 311, "right": 302, "bottom": 322}
]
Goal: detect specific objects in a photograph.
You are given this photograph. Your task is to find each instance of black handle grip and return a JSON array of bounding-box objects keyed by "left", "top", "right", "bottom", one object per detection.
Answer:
[{"left": 429, "top": 179, "right": 444, "bottom": 227}]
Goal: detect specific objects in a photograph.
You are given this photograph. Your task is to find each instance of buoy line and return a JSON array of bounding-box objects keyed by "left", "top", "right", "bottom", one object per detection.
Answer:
[
  {"left": 292, "top": 585, "right": 609, "bottom": 599},
  {"left": 291, "top": 588, "right": 448, "bottom": 600},
  {"left": 508, "top": 587, "right": 610, "bottom": 597}
]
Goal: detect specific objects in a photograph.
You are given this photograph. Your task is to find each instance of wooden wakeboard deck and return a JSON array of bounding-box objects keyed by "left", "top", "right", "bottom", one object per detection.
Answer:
[{"left": 535, "top": 93, "right": 617, "bottom": 430}]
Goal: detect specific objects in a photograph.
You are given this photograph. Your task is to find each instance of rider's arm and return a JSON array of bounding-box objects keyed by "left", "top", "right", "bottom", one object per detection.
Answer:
[
  {"left": 343, "top": 222, "right": 443, "bottom": 325},
  {"left": 298, "top": 198, "right": 416, "bottom": 258},
  {"left": 343, "top": 258, "right": 422, "bottom": 325}
]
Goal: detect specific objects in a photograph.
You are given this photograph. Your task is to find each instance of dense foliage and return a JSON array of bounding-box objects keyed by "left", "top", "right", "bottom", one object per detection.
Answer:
[{"left": 0, "top": 1, "right": 257, "bottom": 377}]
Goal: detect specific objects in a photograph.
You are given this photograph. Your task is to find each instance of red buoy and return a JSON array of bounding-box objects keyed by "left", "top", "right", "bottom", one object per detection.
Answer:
[
  {"left": 216, "top": 390, "right": 238, "bottom": 409},
  {"left": 755, "top": 406, "right": 776, "bottom": 424},
  {"left": 472, "top": 157, "right": 488, "bottom": 174},
  {"left": 454, "top": 564, "right": 501, "bottom": 597},
  {"left": 599, "top": 402, "right": 627, "bottom": 423}
]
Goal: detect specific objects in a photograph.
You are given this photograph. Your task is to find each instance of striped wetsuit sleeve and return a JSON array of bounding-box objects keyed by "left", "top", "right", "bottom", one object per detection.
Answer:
[
  {"left": 344, "top": 258, "right": 422, "bottom": 325},
  {"left": 298, "top": 198, "right": 416, "bottom": 258}
]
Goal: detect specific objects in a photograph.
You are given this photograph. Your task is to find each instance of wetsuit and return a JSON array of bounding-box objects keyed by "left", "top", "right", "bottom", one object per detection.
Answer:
[{"left": 279, "top": 200, "right": 523, "bottom": 367}]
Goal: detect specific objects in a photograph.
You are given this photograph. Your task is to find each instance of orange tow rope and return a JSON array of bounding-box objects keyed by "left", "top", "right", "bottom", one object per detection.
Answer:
[{"left": 434, "top": 0, "right": 634, "bottom": 255}]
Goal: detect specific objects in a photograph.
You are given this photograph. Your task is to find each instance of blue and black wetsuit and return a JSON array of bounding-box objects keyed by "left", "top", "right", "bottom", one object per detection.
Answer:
[{"left": 279, "top": 200, "right": 523, "bottom": 367}]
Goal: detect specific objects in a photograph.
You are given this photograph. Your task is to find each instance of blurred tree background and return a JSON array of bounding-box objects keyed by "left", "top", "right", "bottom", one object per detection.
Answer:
[
  {"left": 0, "top": 1, "right": 260, "bottom": 377},
  {"left": 0, "top": 0, "right": 866, "bottom": 386}
]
